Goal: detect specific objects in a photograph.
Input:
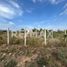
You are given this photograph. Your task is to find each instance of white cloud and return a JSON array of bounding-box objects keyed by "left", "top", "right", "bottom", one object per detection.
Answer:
[
  {"left": 0, "top": 0, "right": 23, "bottom": 19},
  {"left": 60, "top": 3, "right": 67, "bottom": 15},
  {"left": 9, "top": 1, "right": 20, "bottom": 8},
  {"left": 32, "top": 0, "right": 45, "bottom": 3},
  {"left": 32, "top": 0, "right": 36, "bottom": 3},
  {"left": 26, "top": 8, "right": 34, "bottom": 13},
  {"left": 49, "top": 0, "right": 64, "bottom": 4},
  {"left": 0, "top": 21, "right": 15, "bottom": 30},
  {"left": 60, "top": 9, "right": 67, "bottom": 15},
  {"left": 0, "top": 4, "right": 15, "bottom": 19},
  {"left": 26, "top": 9, "right": 32, "bottom": 13},
  {"left": 32, "top": 0, "right": 64, "bottom": 4},
  {"left": 9, "top": 21, "right": 15, "bottom": 25},
  {"left": 37, "top": 0, "right": 43, "bottom": 2},
  {"left": 64, "top": 3, "right": 67, "bottom": 8}
]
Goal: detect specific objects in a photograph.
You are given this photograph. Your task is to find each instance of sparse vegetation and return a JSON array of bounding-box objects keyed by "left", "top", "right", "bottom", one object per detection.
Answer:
[
  {"left": 0, "top": 29, "right": 67, "bottom": 67},
  {"left": 4, "top": 59, "right": 17, "bottom": 67}
]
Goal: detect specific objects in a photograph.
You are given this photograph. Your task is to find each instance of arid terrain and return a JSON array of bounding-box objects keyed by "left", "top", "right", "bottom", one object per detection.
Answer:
[
  {"left": 0, "top": 42, "right": 67, "bottom": 67},
  {"left": 0, "top": 30, "right": 67, "bottom": 67}
]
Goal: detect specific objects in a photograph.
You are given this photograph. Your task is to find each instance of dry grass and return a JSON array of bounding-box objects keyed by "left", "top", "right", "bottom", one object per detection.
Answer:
[{"left": 0, "top": 30, "right": 67, "bottom": 67}]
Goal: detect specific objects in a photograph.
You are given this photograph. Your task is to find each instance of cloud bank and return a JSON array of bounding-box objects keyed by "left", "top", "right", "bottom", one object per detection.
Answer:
[
  {"left": 32, "top": 0, "right": 64, "bottom": 4},
  {"left": 0, "top": 0, "right": 23, "bottom": 20}
]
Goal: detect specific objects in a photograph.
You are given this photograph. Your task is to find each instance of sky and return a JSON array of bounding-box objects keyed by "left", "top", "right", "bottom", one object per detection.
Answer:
[{"left": 0, "top": 0, "right": 67, "bottom": 30}]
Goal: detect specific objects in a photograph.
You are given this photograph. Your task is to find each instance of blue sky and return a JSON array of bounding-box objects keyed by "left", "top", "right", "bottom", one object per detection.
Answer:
[{"left": 0, "top": 0, "right": 67, "bottom": 30}]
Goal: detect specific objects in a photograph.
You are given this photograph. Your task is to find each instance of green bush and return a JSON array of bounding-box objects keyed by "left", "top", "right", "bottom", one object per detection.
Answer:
[
  {"left": 4, "top": 59, "right": 17, "bottom": 67},
  {"left": 37, "top": 57, "right": 47, "bottom": 67}
]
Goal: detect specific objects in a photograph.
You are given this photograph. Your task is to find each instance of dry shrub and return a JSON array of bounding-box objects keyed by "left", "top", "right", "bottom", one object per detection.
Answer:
[
  {"left": 10, "top": 37, "right": 24, "bottom": 45},
  {"left": 0, "top": 35, "right": 6, "bottom": 45},
  {"left": 47, "top": 38, "right": 66, "bottom": 47},
  {"left": 26, "top": 37, "right": 43, "bottom": 47}
]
